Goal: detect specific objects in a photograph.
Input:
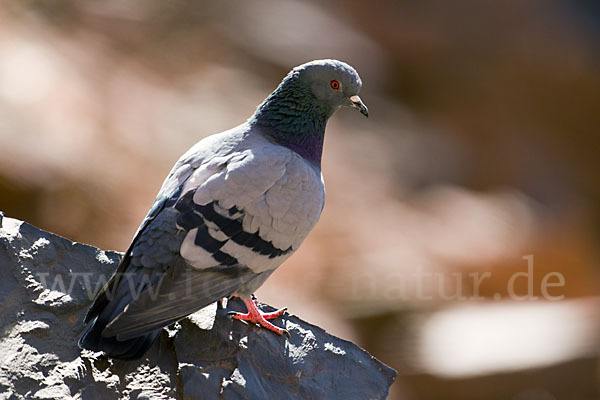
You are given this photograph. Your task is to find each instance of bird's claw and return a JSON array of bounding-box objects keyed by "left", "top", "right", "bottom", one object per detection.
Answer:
[{"left": 228, "top": 297, "right": 289, "bottom": 337}]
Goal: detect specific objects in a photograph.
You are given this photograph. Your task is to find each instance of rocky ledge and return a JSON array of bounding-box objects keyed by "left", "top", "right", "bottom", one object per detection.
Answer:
[{"left": 0, "top": 212, "right": 396, "bottom": 399}]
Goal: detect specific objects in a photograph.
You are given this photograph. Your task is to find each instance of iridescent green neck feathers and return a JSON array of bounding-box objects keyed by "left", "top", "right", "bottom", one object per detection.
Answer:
[{"left": 250, "top": 73, "right": 332, "bottom": 166}]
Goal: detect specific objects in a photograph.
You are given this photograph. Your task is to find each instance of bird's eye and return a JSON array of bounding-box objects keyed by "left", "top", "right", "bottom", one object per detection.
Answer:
[{"left": 330, "top": 80, "right": 340, "bottom": 90}]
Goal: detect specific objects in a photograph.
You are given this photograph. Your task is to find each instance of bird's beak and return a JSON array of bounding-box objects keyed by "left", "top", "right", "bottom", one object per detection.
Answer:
[{"left": 349, "top": 95, "right": 369, "bottom": 117}]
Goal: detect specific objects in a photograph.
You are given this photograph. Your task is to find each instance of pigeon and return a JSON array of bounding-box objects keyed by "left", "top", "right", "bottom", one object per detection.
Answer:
[{"left": 78, "top": 59, "right": 368, "bottom": 360}]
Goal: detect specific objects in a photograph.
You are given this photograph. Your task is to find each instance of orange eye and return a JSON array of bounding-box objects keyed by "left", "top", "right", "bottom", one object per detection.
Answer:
[{"left": 330, "top": 80, "right": 340, "bottom": 90}]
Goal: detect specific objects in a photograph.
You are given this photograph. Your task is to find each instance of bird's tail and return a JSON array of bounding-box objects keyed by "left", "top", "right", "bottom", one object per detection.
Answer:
[
  {"left": 78, "top": 293, "right": 162, "bottom": 361},
  {"left": 78, "top": 278, "right": 161, "bottom": 360},
  {"left": 78, "top": 316, "right": 160, "bottom": 360}
]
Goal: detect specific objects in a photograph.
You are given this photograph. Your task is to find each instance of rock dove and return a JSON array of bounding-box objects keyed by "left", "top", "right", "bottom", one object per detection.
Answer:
[{"left": 78, "top": 59, "right": 368, "bottom": 360}]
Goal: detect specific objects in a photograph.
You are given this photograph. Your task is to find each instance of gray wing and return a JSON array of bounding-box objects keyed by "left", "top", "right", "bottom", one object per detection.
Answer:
[
  {"left": 97, "top": 136, "right": 324, "bottom": 340},
  {"left": 102, "top": 209, "right": 264, "bottom": 340},
  {"left": 100, "top": 200, "right": 265, "bottom": 340}
]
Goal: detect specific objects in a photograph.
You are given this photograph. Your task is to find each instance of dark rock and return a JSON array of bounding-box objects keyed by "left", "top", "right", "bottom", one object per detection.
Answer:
[{"left": 0, "top": 214, "right": 396, "bottom": 399}]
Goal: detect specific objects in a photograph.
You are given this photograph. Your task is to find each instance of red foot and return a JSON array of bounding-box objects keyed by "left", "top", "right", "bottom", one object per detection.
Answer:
[{"left": 229, "top": 296, "right": 289, "bottom": 337}]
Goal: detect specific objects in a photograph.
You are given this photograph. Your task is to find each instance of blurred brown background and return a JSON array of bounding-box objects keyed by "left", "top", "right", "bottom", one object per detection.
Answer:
[{"left": 1, "top": 1, "right": 600, "bottom": 399}]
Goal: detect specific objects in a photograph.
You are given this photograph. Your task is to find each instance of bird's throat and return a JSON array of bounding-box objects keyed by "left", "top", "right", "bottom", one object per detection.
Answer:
[
  {"left": 250, "top": 110, "right": 328, "bottom": 166},
  {"left": 250, "top": 83, "right": 330, "bottom": 166}
]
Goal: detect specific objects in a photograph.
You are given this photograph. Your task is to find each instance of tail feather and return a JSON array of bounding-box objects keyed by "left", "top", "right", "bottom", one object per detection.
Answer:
[
  {"left": 78, "top": 275, "right": 161, "bottom": 360},
  {"left": 78, "top": 315, "right": 161, "bottom": 360}
]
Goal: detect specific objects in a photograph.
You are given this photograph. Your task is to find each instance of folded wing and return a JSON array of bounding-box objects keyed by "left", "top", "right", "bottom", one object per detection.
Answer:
[{"left": 88, "top": 140, "right": 324, "bottom": 341}]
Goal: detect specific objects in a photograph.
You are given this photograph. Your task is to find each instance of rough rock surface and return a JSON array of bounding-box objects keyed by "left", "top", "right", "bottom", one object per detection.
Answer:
[{"left": 0, "top": 212, "right": 396, "bottom": 399}]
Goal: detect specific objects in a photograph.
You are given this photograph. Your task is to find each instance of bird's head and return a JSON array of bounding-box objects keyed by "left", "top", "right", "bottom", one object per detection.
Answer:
[
  {"left": 289, "top": 59, "right": 368, "bottom": 118},
  {"left": 251, "top": 59, "right": 367, "bottom": 165}
]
